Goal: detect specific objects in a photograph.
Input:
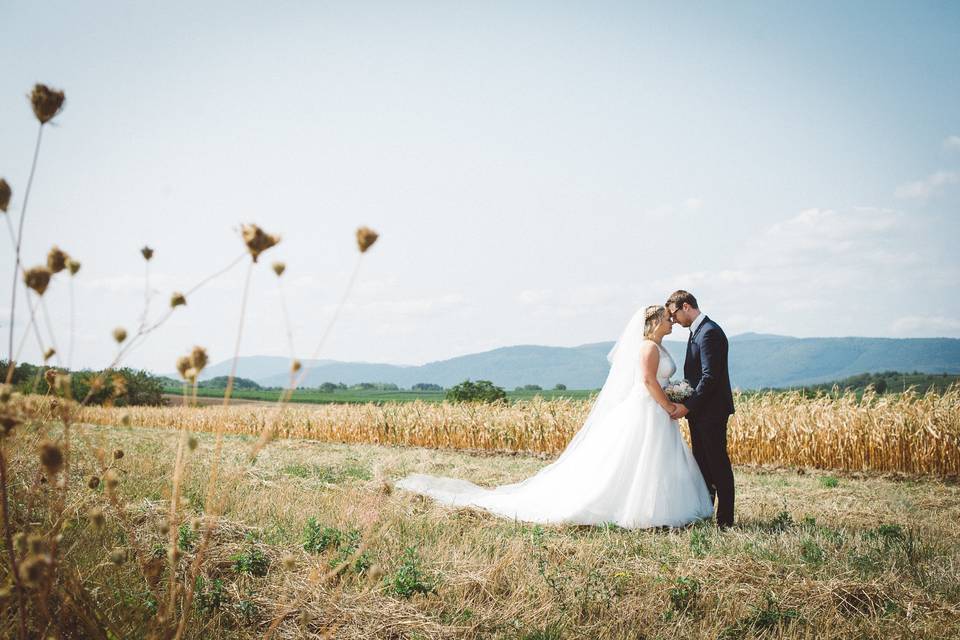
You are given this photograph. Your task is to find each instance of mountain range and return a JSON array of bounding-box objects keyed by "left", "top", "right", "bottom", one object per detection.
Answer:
[{"left": 184, "top": 334, "right": 960, "bottom": 390}]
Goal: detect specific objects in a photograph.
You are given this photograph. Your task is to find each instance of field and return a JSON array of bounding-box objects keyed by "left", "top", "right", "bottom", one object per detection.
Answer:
[
  {"left": 83, "top": 387, "right": 960, "bottom": 475},
  {"left": 158, "top": 387, "right": 599, "bottom": 405},
  {"left": 2, "top": 422, "right": 958, "bottom": 639}
]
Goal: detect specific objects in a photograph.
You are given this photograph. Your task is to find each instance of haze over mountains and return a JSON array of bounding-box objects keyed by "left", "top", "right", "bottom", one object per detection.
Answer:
[{"left": 186, "top": 334, "right": 960, "bottom": 391}]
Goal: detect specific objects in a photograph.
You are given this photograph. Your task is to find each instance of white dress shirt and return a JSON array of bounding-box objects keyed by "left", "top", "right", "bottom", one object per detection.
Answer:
[{"left": 689, "top": 311, "right": 707, "bottom": 337}]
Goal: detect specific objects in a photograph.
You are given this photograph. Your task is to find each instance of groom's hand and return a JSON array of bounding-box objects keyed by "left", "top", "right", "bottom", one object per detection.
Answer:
[{"left": 671, "top": 404, "right": 689, "bottom": 419}]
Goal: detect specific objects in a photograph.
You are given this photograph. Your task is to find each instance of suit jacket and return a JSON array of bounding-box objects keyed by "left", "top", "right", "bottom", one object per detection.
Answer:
[{"left": 682, "top": 316, "right": 735, "bottom": 421}]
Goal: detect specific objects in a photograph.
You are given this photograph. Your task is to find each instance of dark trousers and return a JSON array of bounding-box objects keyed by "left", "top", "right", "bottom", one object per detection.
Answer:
[{"left": 689, "top": 416, "right": 735, "bottom": 527}]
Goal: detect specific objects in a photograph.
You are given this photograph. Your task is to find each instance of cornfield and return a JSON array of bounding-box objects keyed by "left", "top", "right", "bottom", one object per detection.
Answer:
[{"left": 73, "top": 386, "right": 960, "bottom": 476}]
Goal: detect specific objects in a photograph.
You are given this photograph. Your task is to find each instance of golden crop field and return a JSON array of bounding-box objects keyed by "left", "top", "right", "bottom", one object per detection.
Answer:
[{"left": 73, "top": 386, "right": 960, "bottom": 476}]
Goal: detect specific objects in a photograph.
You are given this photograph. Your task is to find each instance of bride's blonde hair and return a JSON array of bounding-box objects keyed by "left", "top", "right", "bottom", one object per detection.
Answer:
[{"left": 643, "top": 305, "right": 666, "bottom": 338}]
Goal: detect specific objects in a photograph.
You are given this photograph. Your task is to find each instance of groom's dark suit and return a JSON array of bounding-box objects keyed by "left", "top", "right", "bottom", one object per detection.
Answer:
[{"left": 682, "top": 315, "right": 736, "bottom": 527}]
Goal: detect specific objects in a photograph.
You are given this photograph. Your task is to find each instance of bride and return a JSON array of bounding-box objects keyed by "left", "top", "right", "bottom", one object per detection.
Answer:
[{"left": 396, "top": 305, "right": 714, "bottom": 529}]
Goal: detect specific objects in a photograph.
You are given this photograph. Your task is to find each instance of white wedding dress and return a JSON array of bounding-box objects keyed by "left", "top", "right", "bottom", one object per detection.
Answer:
[{"left": 396, "top": 309, "right": 714, "bottom": 529}]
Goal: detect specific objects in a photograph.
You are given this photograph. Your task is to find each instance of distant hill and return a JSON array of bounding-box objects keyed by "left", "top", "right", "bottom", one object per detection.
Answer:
[{"left": 179, "top": 334, "right": 960, "bottom": 391}]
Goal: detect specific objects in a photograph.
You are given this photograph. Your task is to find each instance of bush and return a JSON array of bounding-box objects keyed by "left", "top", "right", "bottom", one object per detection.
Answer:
[
  {"left": 412, "top": 383, "right": 443, "bottom": 391},
  {"left": 387, "top": 547, "right": 434, "bottom": 598},
  {"left": 2, "top": 361, "right": 164, "bottom": 406},
  {"left": 554, "top": 383, "right": 567, "bottom": 390},
  {"left": 445, "top": 379, "right": 507, "bottom": 403},
  {"left": 516, "top": 384, "right": 542, "bottom": 391}
]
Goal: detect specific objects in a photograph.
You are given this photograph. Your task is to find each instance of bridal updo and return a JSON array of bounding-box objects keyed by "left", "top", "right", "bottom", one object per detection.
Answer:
[{"left": 643, "top": 305, "right": 666, "bottom": 338}]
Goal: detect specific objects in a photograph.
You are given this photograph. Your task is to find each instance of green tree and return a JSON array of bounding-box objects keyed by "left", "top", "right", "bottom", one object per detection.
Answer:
[
  {"left": 445, "top": 379, "right": 506, "bottom": 403},
  {"left": 554, "top": 383, "right": 567, "bottom": 390}
]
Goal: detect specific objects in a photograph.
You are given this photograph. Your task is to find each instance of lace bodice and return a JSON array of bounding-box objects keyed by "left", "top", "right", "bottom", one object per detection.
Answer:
[{"left": 633, "top": 342, "right": 676, "bottom": 391}]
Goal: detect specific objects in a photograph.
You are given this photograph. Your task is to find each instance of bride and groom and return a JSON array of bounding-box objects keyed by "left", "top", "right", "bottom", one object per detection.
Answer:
[{"left": 397, "top": 290, "right": 736, "bottom": 529}]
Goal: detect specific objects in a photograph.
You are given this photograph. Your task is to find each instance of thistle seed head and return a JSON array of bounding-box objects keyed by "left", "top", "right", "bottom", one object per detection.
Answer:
[
  {"left": 44, "top": 369, "right": 58, "bottom": 388},
  {"left": 0, "top": 412, "right": 21, "bottom": 435},
  {"left": 141, "top": 246, "right": 154, "bottom": 261},
  {"left": 356, "top": 226, "right": 379, "bottom": 253},
  {"left": 87, "top": 475, "right": 101, "bottom": 490},
  {"left": 27, "top": 534, "right": 46, "bottom": 555},
  {"left": 159, "top": 521, "right": 170, "bottom": 536},
  {"left": 103, "top": 469, "right": 119, "bottom": 491},
  {"left": 282, "top": 554, "right": 296, "bottom": 570},
  {"left": 43, "top": 348, "right": 56, "bottom": 361},
  {"left": 190, "top": 346, "right": 208, "bottom": 372},
  {"left": 241, "top": 224, "right": 280, "bottom": 262},
  {"left": 18, "top": 554, "right": 51, "bottom": 587},
  {"left": 113, "top": 449, "right": 124, "bottom": 460},
  {"left": 121, "top": 413, "right": 131, "bottom": 426},
  {"left": 39, "top": 441, "right": 64, "bottom": 476},
  {"left": 109, "top": 547, "right": 127, "bottom": 565},
  {"left": 54, "top": 373, "right": 72, "bottom": 398},
  {"left": 176, "top": 356, "right": 192, "bottom": 379},
  {"left": 291, "top": 359, "right": 301, "bottom": 373},
  {"left": 30, "top": 84, "right": 65, "bottom": 124},
  {"left": 272, "top": 261, "right": 286, "bottom": 276},
  {"left": 111, "top": 374, "right": 127, "bottom": 398},
  {"left": 24, "top": 266, "right": 52, "bottom": 296},
  {"left": 66, "top": 259, "right": 81, "bottom": 275},
  {"left": 170, "top": 292, "right": 186, "bottom": 308},
  {"left": 0, "top": 178, "right": 11, "bottom": 212},
  {"left": 112, "top": 327, "right": 128, "bottom": 344},
  {"left": 47, "top": 246, "right": 68, "bottom": 274},
  {"left": 187, "top": 436, "right": 198, "bottom": 451},
  {"left": 0, "top": 385, "right": 11, "bottom": 403}
]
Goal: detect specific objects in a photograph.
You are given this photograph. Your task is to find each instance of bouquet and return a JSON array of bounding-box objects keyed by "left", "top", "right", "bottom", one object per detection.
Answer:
[{"left": 664, "top": 379, "right": 693, "bottom": 403}]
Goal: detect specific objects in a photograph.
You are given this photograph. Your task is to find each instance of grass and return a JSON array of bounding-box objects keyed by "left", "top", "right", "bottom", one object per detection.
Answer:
[
  {"left": 4, "top": 422, "right": 958, "bottom": 639},
  {"left": 160, "top": 386, "right": 599, "bottom": 404}
]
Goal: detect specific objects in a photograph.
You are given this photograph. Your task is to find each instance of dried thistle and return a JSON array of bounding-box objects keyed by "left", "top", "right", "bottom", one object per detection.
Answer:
[
  {"left": 141, "top": 246, "right": 154, "bottom": 261},
  {"left": 0, "top": 412, "right": 20, "bottom": 435},
  {"left": 272, "top": 261, "right": 286, "bottom": 276},
  {"left": 43, "top": 347, "right": 56, "bottom": 361},
  {"left": 47, "top": 246, "right": 68, "bottom": 273},
  {"left": 27, "top": 534, "right": 46, "bottom": 555},
  {"left": 90, "top": 375, "right": 105, "bottom": 392},
  {"left": 0, "top": 385, "right": 11, "bottom": 403},
  {"left": 113, "top": 449, "right": 124, "bottom": 460},
  {"left": 109, "top": 547, "right": 127, "bottom": 565},
  {"left": 103, "top": 469, "right": 119, "bottom": 492},
  {"left": 88, "top": 506, "right": 106, "bottom": 530},
  {"left": 187, "top": 436, "right": 198, "bottom": 451},
  {"left": 0, "top": 178, "right": 10, "bottom": 212},
  {"left": 30, "top": 83, "right": 65, "bottom": 124},
  {"left": 176, "top": 356, "right": 192, "bottom": 379},
  {"left": 170, "top": 292, "right": 186, "bottom": 308},
  {"left": 113, "top": 327, "right": 128, "bottom": 343},
  {"left": 44, "top": 369, "right": 57, "bottom": 388},
  {"left": 291, "top": 359, "right": 302, "bottom": 373},
  {"left": 24, "top": 266, "right": 52, "bottom": 296},
  {"left": 282, "top": 554, "right": 296, "bottom": 570},
  {"left": 241, "top": 224, "right": 280, "bottom": 262},
  {"left": 356, "top": 226, "right": 379, "bottom": 253},
  {"left": 111, "top": 374, "right": 127, "bottom": 398},
  {"left": 39, "top": 440, "right": 64, "bottom": 475},
  {"left": 18, "top": 554, "right": 51, "bottom": 587},
  {"left": 54, "top": 373, "right": 72, "bottom": 398},
  {"left": 190, "top": 346, "right": 209, "bottom": 372},
  {"left": 67, "top": 258, "right": 81, "bottom": 275},
  {"left": 87, "top": 475, "right": 101, "bottom": 490}
]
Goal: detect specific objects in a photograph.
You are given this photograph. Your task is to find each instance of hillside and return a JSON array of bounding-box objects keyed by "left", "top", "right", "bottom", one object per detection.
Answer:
[{"left": 184, "top": 335, "right": 960, "bottom": 391}]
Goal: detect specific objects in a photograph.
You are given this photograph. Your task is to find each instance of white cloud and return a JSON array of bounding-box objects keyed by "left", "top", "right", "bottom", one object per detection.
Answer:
[
  {"left": 943, "top": 135, "right": 960, "bottom": 151},
  {"left": 891, "top": 315, "right": 960, "bottom": 336},
  {"left": 894, "top": 169, "right": 960, "bottom": 199}
]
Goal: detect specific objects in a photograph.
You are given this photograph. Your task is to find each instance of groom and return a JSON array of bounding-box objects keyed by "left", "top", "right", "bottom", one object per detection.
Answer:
[{"left": 666, "top": 290, "right": 736, "bottom": 528}]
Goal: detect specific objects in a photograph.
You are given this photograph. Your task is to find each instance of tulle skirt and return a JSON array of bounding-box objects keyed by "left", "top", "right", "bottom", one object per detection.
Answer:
[{"left": 396, "top": 390, "right": 714, "bottom": 529}]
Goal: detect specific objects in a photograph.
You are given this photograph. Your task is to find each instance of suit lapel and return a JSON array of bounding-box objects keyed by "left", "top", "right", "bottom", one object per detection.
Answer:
[{"left": 691, "top": 315, "right": 709, "bottom": 342}]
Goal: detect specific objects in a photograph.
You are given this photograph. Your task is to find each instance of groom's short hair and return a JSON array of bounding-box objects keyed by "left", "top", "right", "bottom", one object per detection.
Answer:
[{"left": 667, "top": 290, "right": 698, "bottom": 310}]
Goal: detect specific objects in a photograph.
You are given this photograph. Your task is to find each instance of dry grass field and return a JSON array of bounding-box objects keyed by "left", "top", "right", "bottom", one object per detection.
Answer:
[
  {"left": 2, "top": 421, "right": 959, "bottom": 639},
  {"left": 77, "top": 386, "right": 960, "bottom": 475}
]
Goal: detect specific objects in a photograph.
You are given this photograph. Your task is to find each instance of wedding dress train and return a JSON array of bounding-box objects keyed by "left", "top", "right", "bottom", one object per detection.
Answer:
[{"left": 396, "top": 310, "right": 714, "bottom": 529}]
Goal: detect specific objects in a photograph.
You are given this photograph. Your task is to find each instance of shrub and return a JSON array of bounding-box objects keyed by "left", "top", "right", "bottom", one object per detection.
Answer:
[
  {"left": 387, "top": 547, "right": 434, "bottom": 598},
  {"left": 445, "top": 379, "right": 506, "bottom": 403}
]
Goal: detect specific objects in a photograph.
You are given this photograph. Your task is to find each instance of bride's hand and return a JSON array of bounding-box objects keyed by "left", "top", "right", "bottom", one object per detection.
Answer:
[{"left": 664, "top": 402, "right": 678, "bottom": 417}]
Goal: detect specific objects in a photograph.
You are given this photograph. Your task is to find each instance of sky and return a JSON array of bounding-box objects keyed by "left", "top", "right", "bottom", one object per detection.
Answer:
[{"left": 2, "top": 1, "right": 959, "bottom": 373}]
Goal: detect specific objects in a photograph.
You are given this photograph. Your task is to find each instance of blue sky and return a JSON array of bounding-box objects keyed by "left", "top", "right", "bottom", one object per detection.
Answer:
[{"left": 2, "top": 1, "right": 959, "bottom": 372}]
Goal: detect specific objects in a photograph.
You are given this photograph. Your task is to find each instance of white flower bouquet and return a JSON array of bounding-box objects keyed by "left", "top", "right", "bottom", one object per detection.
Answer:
[{"left": 664, "top": 379, "right": 694, "bottom": 403}]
